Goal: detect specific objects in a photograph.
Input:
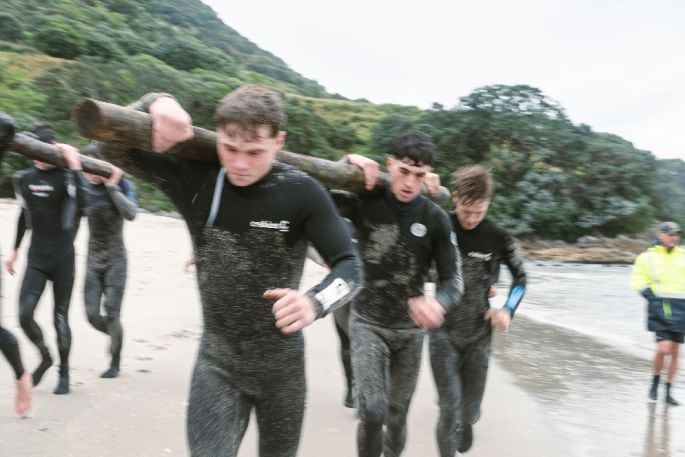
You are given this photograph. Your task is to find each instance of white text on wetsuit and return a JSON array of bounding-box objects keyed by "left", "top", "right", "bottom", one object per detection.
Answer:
[{"left": 249, "top": 220, "right": 290, "bottom": 232}]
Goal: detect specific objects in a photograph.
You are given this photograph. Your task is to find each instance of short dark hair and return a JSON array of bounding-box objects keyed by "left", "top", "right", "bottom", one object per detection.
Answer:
[
  {"left": 450, "top": 164, "right": 494, "bottom": 203},
  {"left": 388, "top": 130, "right": 436, "bottom": 166},
  {"left": 30, "top": 123, "right": 56, "bottom": 144},
  {"left": 215, "top": 85, "right": 286, "bottom": 140}
]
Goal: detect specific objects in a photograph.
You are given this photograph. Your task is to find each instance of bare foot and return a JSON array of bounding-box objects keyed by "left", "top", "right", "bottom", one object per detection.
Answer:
[{"left": 15, "top": 371, "right": 32, "bottom": 415}]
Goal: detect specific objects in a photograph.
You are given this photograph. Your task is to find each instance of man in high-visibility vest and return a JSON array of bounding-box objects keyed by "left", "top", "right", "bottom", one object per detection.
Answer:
[{"left": 631, "top": 221, "right": 685, "bottom": 406}]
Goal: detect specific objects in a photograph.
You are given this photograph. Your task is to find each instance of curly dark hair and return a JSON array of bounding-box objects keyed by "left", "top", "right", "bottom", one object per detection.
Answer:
[{"left": 388, "top": 130, "right": 437, "bottom": 166}]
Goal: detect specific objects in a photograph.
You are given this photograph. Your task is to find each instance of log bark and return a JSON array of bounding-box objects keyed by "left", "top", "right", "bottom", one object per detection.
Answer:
[
  {"left": 9, "top": 132, "right": 115, "bottom": 177},
  {"left": 73, "top": 99, "right": 451, "bottom": 204}
]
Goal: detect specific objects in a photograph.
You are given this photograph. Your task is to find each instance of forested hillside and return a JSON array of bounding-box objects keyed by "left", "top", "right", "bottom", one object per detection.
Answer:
[{"left": 0, "top": 0, "right": 681, "bottom": 239}]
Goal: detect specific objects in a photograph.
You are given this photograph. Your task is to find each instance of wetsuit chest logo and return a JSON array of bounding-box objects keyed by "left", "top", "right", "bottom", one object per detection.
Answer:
[
  {"left": 468, "top": 251, "right": 492, "bottom": 261},
  {"left": 28, "top": 183, "right": 54, "bottom": 198},
  {"left": 410, "top": 223, "right": 427, "bottom": 238},
  {"left": 249, "top": 220, "right": 290, "bottom": 232}
]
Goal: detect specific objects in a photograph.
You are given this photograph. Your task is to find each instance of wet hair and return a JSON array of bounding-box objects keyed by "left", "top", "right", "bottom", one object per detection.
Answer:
[
  {"left": 388, "top": 130, "right": 436, "bottom": 167},
  {"left": 215, "top": 85, "right": 286, "bottom": 140},
  {"left": 450, "top": 164, "right": 494, "bottom": 203},
  {"left": 30, "top": 123, "right": 56, "bottom": 144}
]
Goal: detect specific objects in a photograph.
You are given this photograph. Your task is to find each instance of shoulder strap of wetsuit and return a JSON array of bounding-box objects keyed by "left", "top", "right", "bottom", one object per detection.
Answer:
[{"left": 206, "top": 168, "right": 226, "bottom": 228}]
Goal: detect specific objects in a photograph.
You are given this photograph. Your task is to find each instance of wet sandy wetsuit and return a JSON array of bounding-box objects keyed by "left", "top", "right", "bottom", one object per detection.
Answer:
[
  {"left": 334, "top": 189, "right": 462, "bottom": 457},
  {"left": 429, "top": 216, "right": 526, "bottom": 457},
  {"left": 0, "top": 249, "right": 25, "bottom": 381},
  {"left": 12, "top": 166, "right": 85, "bottom": 390},
  {"left": 83, "top": 178, "right": 137, "bottom": 377},
  {"left": 96, "top": 142, "right": 362, "bottom": 457}
]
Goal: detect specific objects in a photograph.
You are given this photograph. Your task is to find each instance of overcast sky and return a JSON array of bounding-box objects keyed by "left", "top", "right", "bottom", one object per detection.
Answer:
[{"left": 202, "top": 0, "right": 685, "bottom": 160}]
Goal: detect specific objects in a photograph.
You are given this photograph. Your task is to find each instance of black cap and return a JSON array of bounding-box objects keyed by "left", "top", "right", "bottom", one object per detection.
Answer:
[
  {"left": 657, "top": 221, "right": 682, "bottom": 235},
  {"left": 30, "top": 123, "right": 55, "bottom": 144}
]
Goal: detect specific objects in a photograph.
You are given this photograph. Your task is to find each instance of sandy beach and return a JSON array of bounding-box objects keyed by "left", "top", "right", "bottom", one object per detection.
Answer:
[{"left": 0, "top": 198, "right": 567, "bottom": 456}]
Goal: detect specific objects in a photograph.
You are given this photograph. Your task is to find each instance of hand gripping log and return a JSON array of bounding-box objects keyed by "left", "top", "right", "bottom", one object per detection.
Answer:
[
  {"left": 1, "top": 108, "right": 116, "bottom": 177},
  {"left": 73, "top": 99, "right": 451, "bottom": 204},
  {"left": 8, "top": 132, "right": 116, "bottom": 178}
]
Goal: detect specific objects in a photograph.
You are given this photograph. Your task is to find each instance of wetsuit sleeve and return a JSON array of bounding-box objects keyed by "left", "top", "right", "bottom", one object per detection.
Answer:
[
  {"left": 432, "top": 210, "right": 463, "bottom": 311},
  {"left": 61, "top": 170, "right": 86, "bottom": 232},
  {"left": 13, "top": 210, "right": 26, "bottom": 250},
  {"left": 301, "top": 185, "right": 363, "bottom": 318},
  {"left": 500, "top": 233, "right": 527, "bottom": 317},
  {"left": 106, "top": 178, "right": 138, "bottom": 221}
]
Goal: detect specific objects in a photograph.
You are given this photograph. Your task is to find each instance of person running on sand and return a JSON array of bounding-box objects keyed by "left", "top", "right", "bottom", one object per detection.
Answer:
[
  {"left": 632, "top": 221, "right": 685, "bottom": 406},
  {"left": 334, "top": 131, "right": 463, "bottom": 457},
  {"left": 93, "top": 85, "right": 363, "bottom": 457},
  {"left": 82, "top": 160, "right": 137, "bottom": 379},
  {"left": 428, "top": 164, "right": 526, "bottom": 455},
  {"left": 6, "top": 124, "right": 85, "bottom": 395}
]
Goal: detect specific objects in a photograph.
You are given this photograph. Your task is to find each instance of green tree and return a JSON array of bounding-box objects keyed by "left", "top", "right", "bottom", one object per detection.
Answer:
[
  {"left": 32, "top": 17, "right": 84, "bottom": 59},
  {"left": 0, "top": 13, "right": 24, "bottom": 42}
]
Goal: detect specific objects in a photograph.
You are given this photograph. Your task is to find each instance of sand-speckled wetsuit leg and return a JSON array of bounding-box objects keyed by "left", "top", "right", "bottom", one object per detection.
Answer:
[
  {"left": 351, "top": 316, "right": 424, "bottom": 457},
  {"left": 334, "top": 303, "right": 354, "bottom": 398},
  {"left": 429, "top": 330, "right": 490, "bottom": 457}
]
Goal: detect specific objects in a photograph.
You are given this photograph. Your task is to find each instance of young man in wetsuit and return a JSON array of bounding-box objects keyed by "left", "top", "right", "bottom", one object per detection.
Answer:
[
  {"left": 428, "top": 164, "right": 527, "bottom": 455},
  {"left": 6, "top": 124, "right": 85, "bottom": 395},
  {"left": 0, "top": 111, "right": 32, "bottom": 414},
  {"left": 93, "top": 85, "right": 363, "bottom": 457},
  {"left": 631, "top": 221, "right": 685, "bottom": 406},
  {"left": 337, "top": 131, "right": 463, "bottom": 457},
  {"left": 82, "top": 162, "right": 137, "bottom": 379}
]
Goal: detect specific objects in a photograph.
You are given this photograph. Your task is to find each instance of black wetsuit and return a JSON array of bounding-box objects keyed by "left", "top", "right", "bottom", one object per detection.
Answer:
[
  {"left": 12, "top": 166, "right": 84, "bottom": 384},
  {"left": 334, "top": 189, "right": 462, "bottom": 457},
  {"left": 95, "top": 142, "right": 362, "bottom": 457},
  {"left": 0, "top": 249, "right": 25, "bottom": 380},
  {"left": 429, "top": 216, "right": 526, "bottom": 457},
  {"left": 83, "top": 178, "right": 137, "bottom": 373}
]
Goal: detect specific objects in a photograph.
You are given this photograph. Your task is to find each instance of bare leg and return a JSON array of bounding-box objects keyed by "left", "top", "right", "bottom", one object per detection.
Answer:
[
  {"left": 667, "top": 343, "right": 679, "bottom": 383},
  {"left": 15, "top": 370, "right": 32, "bottom": 415},
  {"left": 653, "top": 348, "right": 665, "bottom": 375}
]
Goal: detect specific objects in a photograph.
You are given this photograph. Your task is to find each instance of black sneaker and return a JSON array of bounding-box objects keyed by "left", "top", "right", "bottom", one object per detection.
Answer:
[
  {"left": 53, "top": 374, "right": 70, "bottom": 395},
  {"left": 457, "top": 423, "right": 474, "bottom": 453},
  {"left": 666, "top": 394, "right": 679, "bottom": 406},
  {"left": 649, "top": 383, "right": 659, "bottom": 401}
]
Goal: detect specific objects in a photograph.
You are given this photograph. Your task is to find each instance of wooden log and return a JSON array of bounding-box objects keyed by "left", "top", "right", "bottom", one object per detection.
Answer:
[
  {"left": 9, "top": 132, "right": 115, "bottom": 178},
  {"left": 74, "top": 99, "right": 451, "bottom": 204}
]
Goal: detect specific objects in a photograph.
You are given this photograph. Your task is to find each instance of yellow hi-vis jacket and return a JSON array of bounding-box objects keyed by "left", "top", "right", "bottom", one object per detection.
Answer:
[{"left": 631, "top": 244, "right": 685, "bottom": 332}]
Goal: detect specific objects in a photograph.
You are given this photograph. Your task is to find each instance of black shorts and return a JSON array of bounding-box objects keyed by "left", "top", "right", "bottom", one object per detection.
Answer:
[{"left": 656, "top": 330, "right": 684, "bottom": 344}]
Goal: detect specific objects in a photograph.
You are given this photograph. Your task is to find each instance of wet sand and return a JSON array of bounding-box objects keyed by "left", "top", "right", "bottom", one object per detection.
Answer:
[{"left": 0, "top": 199, "right": 567, "bottom": 456}]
